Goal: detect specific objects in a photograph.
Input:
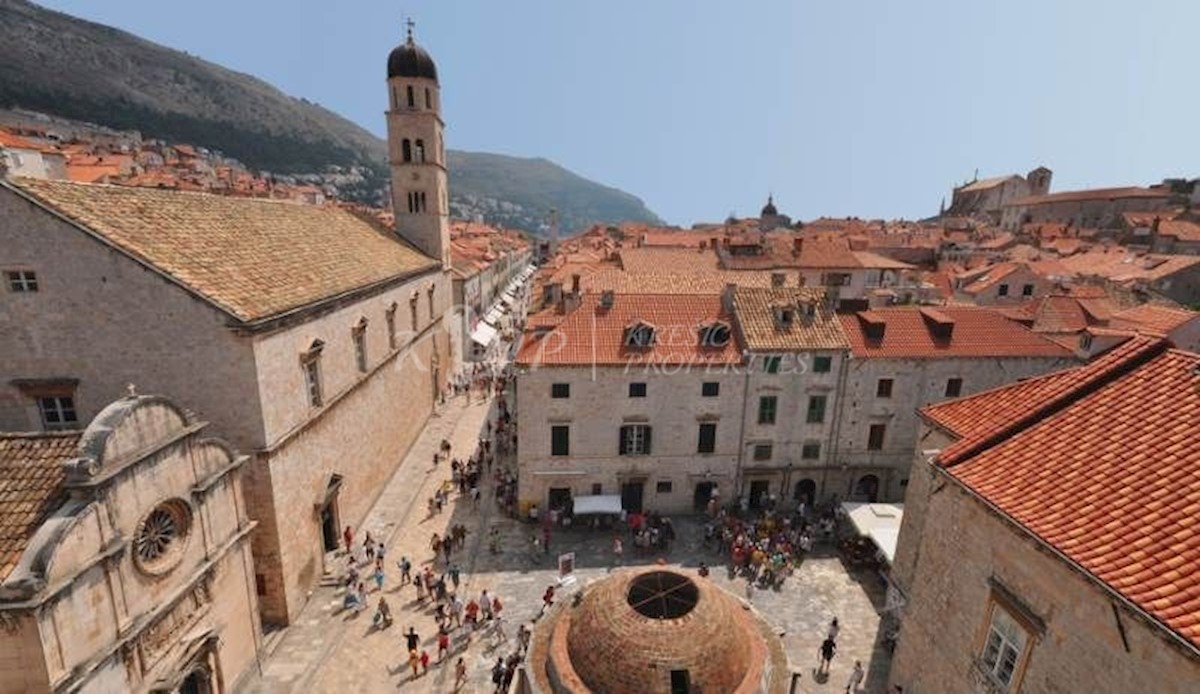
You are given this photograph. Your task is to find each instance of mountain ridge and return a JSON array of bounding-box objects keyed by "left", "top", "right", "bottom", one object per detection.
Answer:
[{"left": 0, "top": 0, "right": 662, "bottom": 234}]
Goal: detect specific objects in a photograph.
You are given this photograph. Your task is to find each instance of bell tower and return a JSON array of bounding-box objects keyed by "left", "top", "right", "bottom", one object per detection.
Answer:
[{"left": 386, "top": 20, "right": 449, "bottom": 268}]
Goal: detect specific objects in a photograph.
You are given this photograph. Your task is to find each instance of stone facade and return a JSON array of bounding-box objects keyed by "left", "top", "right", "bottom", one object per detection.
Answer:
[
  {"left": 0, "top": 395, "right": 260, "bottom": 694},
  {"left": 889, "top": 449, "right": 1200, "bottom": 693},
  {"left": 829, "top": 354, "right": 1074, "bottom": 502},
  {"left": 0, "top": 184, "right": 453, "bottom": 626},
  {"left": 516, "top": 365, "right": 747, "bottom": 516}
]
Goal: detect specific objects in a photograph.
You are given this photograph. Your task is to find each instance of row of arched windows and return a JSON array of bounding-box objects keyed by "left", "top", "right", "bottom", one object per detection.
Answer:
[
  {"left": 392, "top": 85, "right": 435, "bottom": 111},
  {"left": 406, "top": 191, "right": 428, "bottom": 214},
  {"left": 401, "top": 138, "right": 426, "bottom": 164}
]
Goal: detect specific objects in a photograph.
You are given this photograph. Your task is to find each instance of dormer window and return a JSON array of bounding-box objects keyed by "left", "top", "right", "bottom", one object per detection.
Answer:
[
  {"left": 698, "top": 321, "right": 731, "bottom": 348},
  {"left": 625, "top": 322, "right": 656, "bottom": 348},
  {"left": 774, "top": 306, "right": 795, "bottom": 329}
]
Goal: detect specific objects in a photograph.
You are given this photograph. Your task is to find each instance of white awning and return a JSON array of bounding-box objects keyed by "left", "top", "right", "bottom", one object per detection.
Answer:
[
  {"left": 470, "top": 321, "right": 498, "bottom": 347},
  {"left": 573, "top": 494, "right": 623, "bottom": 515},
  {"left": 841, "top": 502, "right": 904, "bottom": 564}
]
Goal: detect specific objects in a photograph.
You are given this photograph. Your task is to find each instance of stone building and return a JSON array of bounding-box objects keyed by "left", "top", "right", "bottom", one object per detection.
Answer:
[
  {"left": 730, "top": 286, "right": 848, "bottom": 508},
  {"left": 0, "top": 393, "right": 259, "bottom": 693},
  {"left": 1000, "top": 185, "right": 1175, "bottom": 231},
  {"left": 888, "top": 336, "right": 1200, "bottom": 692},
  {"left": 514, "top": 293, "right": 746, "bottom": 515},
  {"left": 947, "top": 167, "right": 1052, "bottom": 224},
  {"left": 0, "top": 28, "right": 455, "bottom": 626},
  {"left": 527, "top": 566, "right": 789, "bottom": 692},
  {"left": 830, "top": 307, "right": 1076, "bottom": 502}
]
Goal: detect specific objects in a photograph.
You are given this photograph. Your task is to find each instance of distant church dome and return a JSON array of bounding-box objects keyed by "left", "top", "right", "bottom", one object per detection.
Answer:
[
  {"left": 761, "top": 195, "right": 778, "bottom": 217},
  {"left": 387, "top": 25, "right": 438, "bottom": 81}
]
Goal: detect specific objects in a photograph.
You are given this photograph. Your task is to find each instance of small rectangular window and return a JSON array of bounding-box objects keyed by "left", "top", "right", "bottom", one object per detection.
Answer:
[
  {"left": 6, "top": 270, "right": 38, "bottom": 292},
  {"left": 980, "top": 604, "right": 1031, "bottom": 688},
  {"left": 752, "top": 443, "right": 773, "bottom": 461},
  {"left": 876, "top": 378, "right": 894, "bottom": 398},
  {"left": 591, "top": 483, "right": 603, "bottom": 495},
  {"left": 551, "top": 425, "right": 570, "bottom": 456},
  {"left": 701, "top": 381, "right": 720, "bottom": 397},
  {"left": 1021, "top": 284, "right": 1035, "bottom": 297},
  {"left": 812, "top": 355, "right": 832, "bottom": 373},
  {"left": 697, "top": 422, "right": 717, "bottom": 454},
  {"left": 801, "top": 442, "right": 821, "bottom": 460},
  {"left": 38, "top": 396, "right": 77, "bottom": 431},
  {"left": 551, "top": 383, "right": 570, "bottom": 399},
  {"left": 868, "top": 423, "right": 887, "bottom": 451},
  {"left": 758, "top": 396, "right": 777, "bottom": 425},
  {"left": 998, "top": 284, "right": 1010, "bottom": 297},
  {"left": 763, "top": 355, "right": 782, "bottom": 374},
  {"left": 629, "top": 382, "right": 647, "bottom": 398},
  {"left": 619, "top": 424, "right": 652, "bottom": 455},
  {"left": 656, "top": 481, "right": 673, "bottom": 494},
  {"left": 353, "top": 326, "right": 368, "bottom": 373},
  {"left": 806, "top": 395, "right": 827, "bottom": 424},
  {"left": 424, "top": 87, "right": 432, "bottom": 110},
  {"left": 302, "top": 349, "right": 323, "bottom": 408},
  {"left": 406, "top": 85, "right": 415, "bottom": 108},
  {"left": 945, "top": 377, "right": 963, "bottom": 398}
]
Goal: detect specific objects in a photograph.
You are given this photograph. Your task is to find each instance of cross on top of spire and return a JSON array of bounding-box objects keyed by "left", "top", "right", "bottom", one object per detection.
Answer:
[{"left": 405, "top": 17, "right": 415, "bottom": 44}]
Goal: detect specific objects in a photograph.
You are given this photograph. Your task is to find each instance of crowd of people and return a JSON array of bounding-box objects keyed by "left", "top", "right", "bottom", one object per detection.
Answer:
[{"left": 703, "top": 496, "right": 841, "bottom": 590}]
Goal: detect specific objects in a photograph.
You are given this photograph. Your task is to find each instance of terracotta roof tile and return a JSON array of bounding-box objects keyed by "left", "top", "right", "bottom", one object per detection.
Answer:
[
  {"left": 1110, "top": 304, "right": 1199, "bottom": 336},
  {"left": 0, "top": 432, "right": 81, "bottom": 582},
  {"left": 837, "top": 306, "right": 1074, "bottom": 359},
  {"left": 1009, "top": 186, "right": 1172, "bottom": 207},
  {"left": 515, "top": 294, "right": 741, "bottom": 367},
  {"left": 929, "top": 341, "right": 1200, "bottom": 649},
  {"left": 6, "top": 178, "right": 438, "bottom": 322},
  {"left": 732, "top": 287, "right": 849, "bottom": 351}
]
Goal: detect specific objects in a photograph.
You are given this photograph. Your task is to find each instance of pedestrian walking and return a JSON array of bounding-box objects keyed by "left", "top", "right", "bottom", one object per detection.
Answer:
[
  {"left": 342, "top": 525, "right": 354, "bottom": 554},
  {"left": 405, "top": 627, "right": 421, "bottom": 653},
  {"left": 454, "top": 657, "right": 468, "bottom": 688},
  {"left": 373, "top": 564, "right": 385, "bottom": 592},
  {"left": 437, "top": 628, "right": 450, "bottom": 661},
  {"left": 449, "top": 563, "right": 461, "bottom": 589},
  {"left": 364, "top": 531, "right": 375, "bottom": 562},
  {"left": 818, "top": 637, "right": 837, "bottom": 674},
  {"left": 846, "top": 660, "right": 864, "bottom": 692},
  {"left": 540, "top": 585, "right": 555, "bottom": 615},
  {"left": 612, "top": 536, "right": 623, "bottom": 568},
  {"left": 828, "top": 617, "right": 840, "bottom": 641},
  {"left": 408, "top": 649, "right": 421, "bottom": 679},
  {"left": 491, "top": 658, "right": 505, "bottom": 692},
  {"left": 517, "top": 623, "right": 531, "bottom": 655},
  {"left": 420, "top": 649, "right": 430, "bottom": 674},
  {"left": 398, "top": 556, "right": 412, "bottom": 585}
]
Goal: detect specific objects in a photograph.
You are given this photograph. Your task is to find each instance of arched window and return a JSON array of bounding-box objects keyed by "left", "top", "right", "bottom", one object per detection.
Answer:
[
  {"left": 406, "top": 85, "right": 415, "bottom": 108},
  {"left": 415, "top": 139, "right": 425, "bottom": 163},
  {"left": 402, "top": 139, "right": 412, "bottom": 163},
  {"left": 419, "top": 191, "right": 427, "bottom": 212},
  {"left": 424, "top": 87, "right": 432, "bottom": 109}
]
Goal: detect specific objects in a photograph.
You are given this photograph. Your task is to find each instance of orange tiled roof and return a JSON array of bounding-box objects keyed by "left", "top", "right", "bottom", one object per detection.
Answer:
[
  {"left": 925, "top": 338, "right": 1200, "bottom": 649},
  {"left": 732, "top": 287, "right": 849, "bottom": 351},
  {"left": 0, "top": 432, "right": 81, "bottom": 582},
  {"left": 838, "top": 306, "right": 1074, "bottom": 359},
  {"left": 6, "top": 178, "right": 439, "bottom": 323},
  {"left": 515, "top": 294, "right": 741, "bottom": 367},
  {"left": 1058, "top": 249, "right": 1200, "bottom": 283},
  {"left": 1009, "top": 186, "right": 1172, "bottom": 207},
  {"left": 923, "top": 336, "right": 1164, "bottom": 450},
  {"left": 1158, "top": 219, "right": 1200, "bottom": 242},
  {"left": 1110, "top": 303, "right": 1199, "bottom": 336}
]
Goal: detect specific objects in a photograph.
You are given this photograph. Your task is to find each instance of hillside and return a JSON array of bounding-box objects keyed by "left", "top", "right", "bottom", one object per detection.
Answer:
[{"left": 0, "top": 0, "right": 661, "bottom": 233}]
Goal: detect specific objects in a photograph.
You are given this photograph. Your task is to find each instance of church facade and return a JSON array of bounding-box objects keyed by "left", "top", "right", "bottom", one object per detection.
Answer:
[
  {"left": 0, "top": 28, "right": 455, "bottom": 628},
  {"left": 0, "top": 394, "right": 260, "bottom": 693}
]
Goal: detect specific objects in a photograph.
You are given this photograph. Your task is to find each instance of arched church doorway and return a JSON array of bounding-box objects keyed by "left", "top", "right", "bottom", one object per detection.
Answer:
[
  {"left": 793, "top": 478, "right": 816, "bottom": 505},
  {"left": 855, "top": 474, "right": 880, "bottom": 502}
]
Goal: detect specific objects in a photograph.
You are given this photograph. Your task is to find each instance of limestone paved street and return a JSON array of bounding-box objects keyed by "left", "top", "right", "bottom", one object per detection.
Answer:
[{"left": 241, "top": 387, "right": 893, "bottom": 694}]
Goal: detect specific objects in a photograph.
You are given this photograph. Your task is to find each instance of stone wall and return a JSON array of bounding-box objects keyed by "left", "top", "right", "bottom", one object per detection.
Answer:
[
  {"left": 889, "top": 457, "right": 1200, "bottom": 692},
  {"left": 0, "top": 187, "right": 263, "bottom": 444},
  {"left": 832, "top": 355, "right": 1074, "bottom": 501}
]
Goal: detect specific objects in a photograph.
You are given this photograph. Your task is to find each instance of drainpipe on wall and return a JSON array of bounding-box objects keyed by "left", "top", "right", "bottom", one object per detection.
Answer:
[
  {"left": 824, "top": 350, "right": 852, "bottom": 502},
  {"left": 733, "top": 352, "right": 754, "bottom": 506}
]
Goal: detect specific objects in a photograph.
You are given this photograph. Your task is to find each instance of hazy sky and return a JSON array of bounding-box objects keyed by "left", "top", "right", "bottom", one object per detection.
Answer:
[{"left": 36, "top": 0, "right": 1200, "bottom": 226}]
